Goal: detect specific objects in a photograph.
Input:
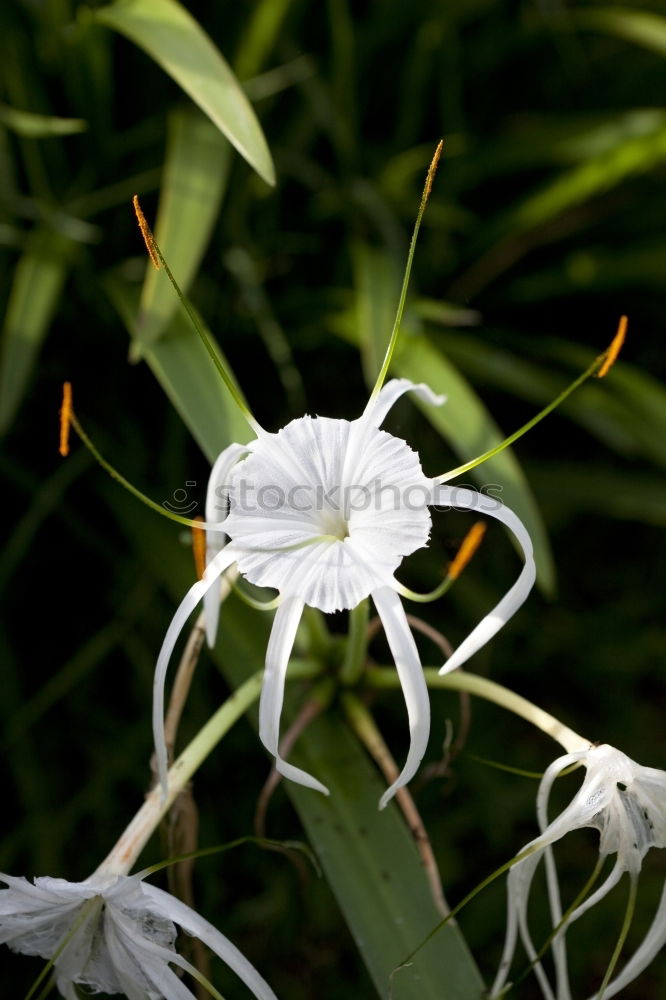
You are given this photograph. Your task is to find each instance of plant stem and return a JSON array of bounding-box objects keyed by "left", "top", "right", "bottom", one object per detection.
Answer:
[
  {"left": 95, "top": 660, "right": 320, "bottom": 876},
  {"left": 365, "top": 666, "right": 590, "bottom": 753}
]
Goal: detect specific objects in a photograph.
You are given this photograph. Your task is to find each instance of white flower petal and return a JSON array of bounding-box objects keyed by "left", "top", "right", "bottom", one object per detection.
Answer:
[
  {"left": 204, "top": 442, "right": 248, "bottom": 647},
  {"left": 103, "top": 914, "right": 168, "bottom": 1000},
  {"left": 259, "top": 597, "right": 329, "bottom": 795},
  {"left": 567, "top": 859, "right": 623, "bottom": 927},
  {"left": 342, "top": 379, "right": 443, "bottom": 493},
  {"left": 224, "top": 409, "right": 431, "bottom": 612},
  {"left": 372, "top": 586, "right": 430, "bottom": 810},
  {"left": 142, "top": 882, "right": 279, "bottom": 1000},
  {"left": 429, "top": 485, "right": 536, "bottom": 674},
  {"left": 153, "top": 545, "right": 240, "bottom": 796}
]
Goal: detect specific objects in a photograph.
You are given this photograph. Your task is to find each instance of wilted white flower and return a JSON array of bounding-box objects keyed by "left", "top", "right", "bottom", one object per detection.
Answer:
[
  {"left": 491, "top": 743, "right": 666, "bottom": 1000},
  {"left": 0, "top": 870, "right": 277, "bottom": 1000},
  {"left": 154, "top": 378, "right": 535, "bottom": 808}
]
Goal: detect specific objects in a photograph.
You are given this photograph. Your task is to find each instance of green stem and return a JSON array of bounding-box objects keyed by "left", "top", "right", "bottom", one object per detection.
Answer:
[
  {"left": 70, "top": 412, "right": 206, "bottom": 530},
  {"left": 339, "top": 600, "right": 369, "bottom": 685},
  {"left": 365, "top": 666, "right": 590, "bottom": 753},
  {"left": 435, "top": 342, "right": 617, "bottom": 483},
  {"left": 368, "top": 141, "right": 443, "bottom": 401},
  {"left": 302, "top": 606, "right": 333, "bottom": 660},
  {"left": 134, "top": 197, "right": 260, "bottom": 433},
  {"left": 95, "top": 660, "right": 320, "bottom": 877}
]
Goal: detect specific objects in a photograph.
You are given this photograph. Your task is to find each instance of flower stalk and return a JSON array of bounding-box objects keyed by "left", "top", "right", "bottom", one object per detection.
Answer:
[
  {"left": 365, "top": 665, "right": 590, "bottom": 754},
  {"left": 97, "top": 659, "right": 319, "bottom": 878}
]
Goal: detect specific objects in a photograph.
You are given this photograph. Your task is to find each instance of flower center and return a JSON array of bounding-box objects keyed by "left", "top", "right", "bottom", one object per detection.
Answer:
[{"left": 319, "top": 506, "right": 350, "bottom": 541}]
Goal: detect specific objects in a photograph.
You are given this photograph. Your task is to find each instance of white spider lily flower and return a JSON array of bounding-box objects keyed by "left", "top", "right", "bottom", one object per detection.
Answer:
[
  {"left": 154, "top": 378, "right": 536, "bottom": 808},
  {"left": 0, "top": 870, "right": 277, "bottom": 1000},
  {"left": 491, "top": 743, "right": 666, "bottom": 1000}
]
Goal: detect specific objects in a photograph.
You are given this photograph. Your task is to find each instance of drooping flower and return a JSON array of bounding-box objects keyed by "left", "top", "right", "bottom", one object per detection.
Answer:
[
  {"left": 491, "top": 743, "right": 666, "bottom": 1000},
  {"left": 0, "top": 870, "right": 277, "bottom": 1000},
  {"left": 153, "top": 378, "right": 535, "bottom": 808}
]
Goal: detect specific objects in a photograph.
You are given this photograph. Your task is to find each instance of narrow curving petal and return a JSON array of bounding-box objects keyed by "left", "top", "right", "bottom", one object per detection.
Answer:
[
  {"left": 372, "top": 586, "right": 430, "bottom": 810},
  {"left": 343, "top": 378, "right": 444, "bottom": 489},
  {"left": 567, "top": 860, "right": 624, "bottom": 927},
  {"left": 153, "top": 545, "right": 239, "bottom": 797},
  {"left": 142, "top": 882, "right": 279, "bottom": 1000},
  {"left": 360, "top": 378, "right": 445, "bottom": 430},
  {"left": 204, "top": 442, "right": 247, "bottom": 647},
  {"left": 583, "top": 879, "right": 666, "bottom": 1000},
  {"left": 429, "top": 485, "right": 536, "bottom": 674},
  {"left": 260, "top": 596, "right": 329, "bottom": 795}
]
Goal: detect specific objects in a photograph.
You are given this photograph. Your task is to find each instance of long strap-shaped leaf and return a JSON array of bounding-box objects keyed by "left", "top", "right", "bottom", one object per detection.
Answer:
[{"left": 96, "top": 0, "right": 275, "bottom": 186}]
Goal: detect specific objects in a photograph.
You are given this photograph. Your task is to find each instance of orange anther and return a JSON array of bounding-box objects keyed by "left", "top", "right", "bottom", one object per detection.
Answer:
[
  {"left": 423, "top": 139, "right": 444, "bottom": 205},
  {"left": 192, "top": 516, "right": 206, "bottom": 581},
  {"left": 596, "top": 315, "right": 627, "bottom": 378},
  {"left": 59, "top": 382, "right": 73, "bottom": 457},
  {"left": 448, "top": 522, "right": 486, "bottom": 581},
  {"left": 132, "top": 195, "right": 160, "bottom": 270}
]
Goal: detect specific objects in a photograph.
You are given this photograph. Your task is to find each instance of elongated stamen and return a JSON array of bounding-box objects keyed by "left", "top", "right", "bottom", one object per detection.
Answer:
[
  {"left": 596, "top": 315, "right": 627, "bottom": 379},
  {"left": 393, "top": 839, "right": 548, "bottom": 977},
  {"left": 448, "top": 521, "right": 486, "bottom": 579},
  {"left": 598, "top": 877, "right": 638, "bottom": 1000},
  {"left": 132, "top": 195, "right": 261, "bottom": 434},
  {"left": 24, "top": 896, "right": 102, "bottom": 1000},
  {"left": 58, "top": 382, "right": 73, "bottom": 457},
  {"left": 395, "top": 522, "right": 486, "bottom": 603},
  {"left": 63, "top": 388, "right": 208, "bottom": 530},
  {"left": 231, "top": 579, "right": 281, "bottom": 611},
  {"left": 508, "top": 857, "right": 605, "bottom": 994},
  {"left": 133, "top": 196, "right": 161, "bottom": 270},
  {"left": 436, "top": 317, "right": 628, "bottom": 483},
  {"left": 369, "top": 141, "right": 443, "bottom": 401},
  {"left": 191, "top": 516, "right": 206, "bottom": 580}
]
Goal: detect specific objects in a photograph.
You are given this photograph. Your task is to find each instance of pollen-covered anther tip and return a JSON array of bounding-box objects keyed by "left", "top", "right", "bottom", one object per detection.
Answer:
[
  {"left": 448, "top": 521, "right": 486, "bottom": 581},
  {"left": 192, "top": 516, "right": 206, "bottom": 581},
  {"left": 59, "top": 381, "right": 73, "bottom": 457},
  {"left": 597, "top": 315, "right": 627, "bottom": 378},
  {"left": 423, "top": 139, "right": 444, "bottom": 203},
  {"left": 132, "top": 194, "right": 160, "bottom": 271}
]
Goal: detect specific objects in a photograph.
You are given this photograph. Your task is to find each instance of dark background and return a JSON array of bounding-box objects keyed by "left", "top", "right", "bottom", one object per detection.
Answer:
[{"left": 0, "top": 0, "right": 664, "bottom": 996}]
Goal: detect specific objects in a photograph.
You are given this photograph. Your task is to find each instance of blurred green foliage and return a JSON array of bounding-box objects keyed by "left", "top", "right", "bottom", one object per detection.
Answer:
[{"left": 1, "top": 0, "right": 664, "bottom": 996}]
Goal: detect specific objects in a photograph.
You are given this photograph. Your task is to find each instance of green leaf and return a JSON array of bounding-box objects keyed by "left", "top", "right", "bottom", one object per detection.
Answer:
[
  {"left": 135, "top": 106, "right": 231, "bottom": 349},
  {"left": 0, "top": 103, "right": 87, "bottom": 138},
  {"left": 233, "top": 0, "right": 293, "bottom": 80},
  {"left": 281, "top": 713, "right": 486, "bottom": 1000},
  {"left": 113, "top": 496, "right": 485, "bottom": 1000},
  {"left": 344, "top": 245, "right": 555, "bottom": 593},
  {"left": 0, "top": 229, "right": 74, "bottom": 434},
  {"left": 505, "top": 118, "right": 666, "bottom": 237},
  {"left": 571, "top": 7, "right": 666, "bottom": 57},
  {"left": 529, "top": 461, "right": 666, "bottom": 527},
  {"left": 105, "top": 272, "right": 251, "bottom": 460},
  {"left": 95, "top": 0, "right": 275, "bottom": 186}
]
